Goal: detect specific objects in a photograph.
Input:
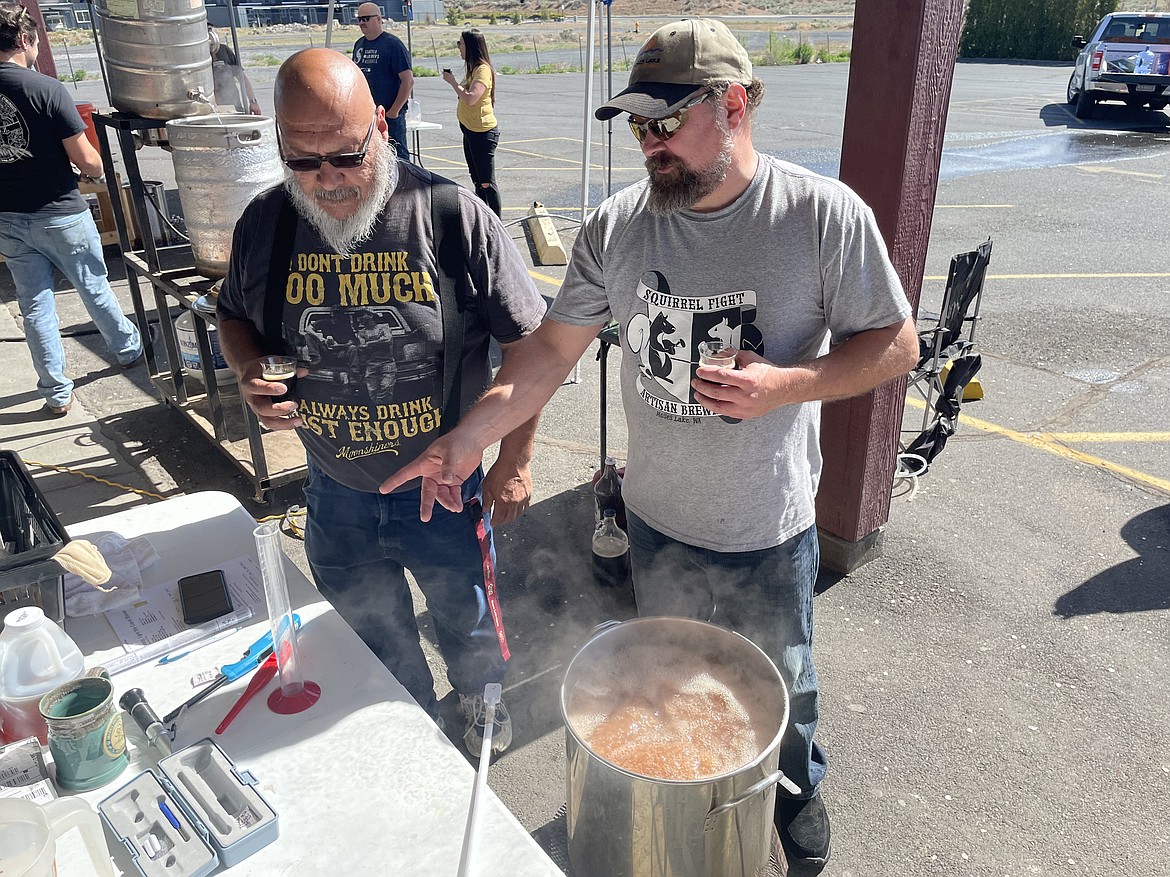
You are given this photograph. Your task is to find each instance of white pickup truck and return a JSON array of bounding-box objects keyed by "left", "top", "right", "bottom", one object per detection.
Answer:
[{"left": 1066, "top": 12, "right": 1170, "bottom": 119}]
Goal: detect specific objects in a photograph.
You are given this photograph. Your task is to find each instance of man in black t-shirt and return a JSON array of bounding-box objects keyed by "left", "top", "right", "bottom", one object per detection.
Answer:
[
  {"left": 0, "top": 2, "right": 142, "bottom": 416},
  {"left": 352, "top": 2, "right": 413, "bottom": 162},
  {"left": 217, "top": 49, "right": 545, "bottom": 757}
]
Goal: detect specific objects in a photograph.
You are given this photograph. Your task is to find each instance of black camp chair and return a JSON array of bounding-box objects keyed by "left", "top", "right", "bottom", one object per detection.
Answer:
[{"left": 898, "top": 238, "right": 992, "bottom": 479}]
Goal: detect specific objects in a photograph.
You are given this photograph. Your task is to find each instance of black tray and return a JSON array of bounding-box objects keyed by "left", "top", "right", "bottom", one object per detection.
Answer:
[{"left": 0, "top": 451, "right": 69, "bottom": 625}]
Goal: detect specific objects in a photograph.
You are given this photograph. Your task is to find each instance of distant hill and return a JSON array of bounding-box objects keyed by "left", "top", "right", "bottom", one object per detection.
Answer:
[{"left": 460, "top": 2, "right": 856, "bottom": 18}]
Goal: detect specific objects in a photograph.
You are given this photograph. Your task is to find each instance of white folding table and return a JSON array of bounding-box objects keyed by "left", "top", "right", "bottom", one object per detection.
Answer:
[{"left": 55, "top": 491, "right": 563, "bottom": 876}]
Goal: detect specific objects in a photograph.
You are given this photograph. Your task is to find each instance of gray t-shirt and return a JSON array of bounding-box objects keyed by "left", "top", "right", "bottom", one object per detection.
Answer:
[
  {"left": 550, "top": 155, "right": 912, "bottom": 552},
  {"left": 218, "top": 164, "right": 546, "bottom": 492}
]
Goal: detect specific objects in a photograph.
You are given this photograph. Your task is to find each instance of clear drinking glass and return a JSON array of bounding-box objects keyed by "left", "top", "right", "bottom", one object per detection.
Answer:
[{"left": 697, "top": 341, "right": 737, "bottom": 369}]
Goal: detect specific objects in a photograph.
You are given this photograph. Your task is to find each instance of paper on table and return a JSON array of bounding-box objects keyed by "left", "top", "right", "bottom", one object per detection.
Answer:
[{"left": 105, "top": 555, "right": 266, "bottom": 649}]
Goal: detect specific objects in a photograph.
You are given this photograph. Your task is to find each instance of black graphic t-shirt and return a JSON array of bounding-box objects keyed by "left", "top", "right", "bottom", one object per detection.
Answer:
[
  {"left": 0, "top": 62, "right": 86, "bottom": 215},
  {"left": 352, "top": 33, "right": 411, "bottom": 111},
  {"left": 218, "top": 165, "right": 546, "bottom": 493}
]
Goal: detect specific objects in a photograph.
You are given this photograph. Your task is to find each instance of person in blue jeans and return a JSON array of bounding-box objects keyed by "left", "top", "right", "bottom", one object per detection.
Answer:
[
  {"left": 352, "top": 2, "right": 413, "bottom": 163},
  {"left": 0, "top": 3, "right": 142, "bottom": 416},
  {"left": 217, "top": 50, "right": 545, "bottom": 757},
  {"left": 385, "top": 19, "right": 919, "bottom": 876}
]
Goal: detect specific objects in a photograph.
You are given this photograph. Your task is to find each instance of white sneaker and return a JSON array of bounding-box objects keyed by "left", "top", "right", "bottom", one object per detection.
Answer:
[{"left": 458, "top": 692, "right": 512, "bottom": 756}]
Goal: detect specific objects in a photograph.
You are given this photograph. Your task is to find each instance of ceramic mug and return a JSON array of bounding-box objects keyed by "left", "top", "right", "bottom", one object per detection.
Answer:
[
  {"left": 38, "top": 669, "right": 128, "bottom": 792},
  {"left": 0, "top": 797, "right": 114, "bottom": 877}
]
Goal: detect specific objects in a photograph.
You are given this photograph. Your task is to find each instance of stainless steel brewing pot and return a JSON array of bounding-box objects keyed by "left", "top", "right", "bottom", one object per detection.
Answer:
[
  {"left": 165, "top": 115, "right": 284, "bottom": 278},
  {"left": 561, "top": 617, "right": 797, "bottom": 877},
  {"left": 94, "top": 0, "right": 214, "bottom": 120}
]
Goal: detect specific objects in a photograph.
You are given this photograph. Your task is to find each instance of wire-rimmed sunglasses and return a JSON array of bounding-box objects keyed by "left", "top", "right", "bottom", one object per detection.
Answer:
[
  {"left": 627, "top": 90, "right": 712, "bottom": 144},
  {"left": 356, "top": 14, "right": 376, "bottom": 22},
  {"left": 277, "top": 110, "right": 378, "bottom": 172}
]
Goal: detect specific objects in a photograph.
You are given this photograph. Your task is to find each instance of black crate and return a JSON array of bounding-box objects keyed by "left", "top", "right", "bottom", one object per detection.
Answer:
[{"left": 0, "top": 451, "right": 68, "bottom": 627}]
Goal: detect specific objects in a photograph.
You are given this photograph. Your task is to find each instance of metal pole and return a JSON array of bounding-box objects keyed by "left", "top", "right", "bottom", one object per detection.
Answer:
[
  {"left": 84, "top": 0, "right": 113, "bottom": 107},
  {"left": 61, "top": 37, "right": 76, "bottom": 90},
  {"left": 580, "top": 0, "right": 597, "bottom": 226},
  {"left": 605, "top": 1, "right": 612, "bottom": 198},
  {"left": 325, "top": 0, "right": 335, "bottom": 48}
]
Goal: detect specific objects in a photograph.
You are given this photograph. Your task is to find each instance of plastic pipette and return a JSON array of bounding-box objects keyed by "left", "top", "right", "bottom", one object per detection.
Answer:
[{"left": 104, "top": 608, "right": 254, "bottom": 676}]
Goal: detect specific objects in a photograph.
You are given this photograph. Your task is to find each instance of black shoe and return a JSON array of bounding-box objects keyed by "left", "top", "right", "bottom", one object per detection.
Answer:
[{"left": 775, "top": 792, "right": 831, "bottom": 876}]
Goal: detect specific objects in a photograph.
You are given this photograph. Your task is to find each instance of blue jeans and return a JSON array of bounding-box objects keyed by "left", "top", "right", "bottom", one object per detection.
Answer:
[
  {"left": 303, "top": 461, "right": 508, "bottom": 717},
  {"left": 386, "top": 113, "right": 411, "bottom": 163},
  {"left": 626, "top": 513, "right": 828, "bottom": 798},
  {"left": 0, "top": 208, "right": 141, "bottom": 408}
]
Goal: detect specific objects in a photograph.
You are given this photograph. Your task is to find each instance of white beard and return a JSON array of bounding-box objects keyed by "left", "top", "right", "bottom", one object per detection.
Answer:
[{"left": 283, "top": 138, "right": 398, "bottom": 257}]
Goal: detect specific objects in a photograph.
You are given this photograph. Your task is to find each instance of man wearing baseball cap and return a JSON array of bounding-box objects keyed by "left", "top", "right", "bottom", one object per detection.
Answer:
[{"left": 384, "top": 20, "right": 917, "bottom": 873}]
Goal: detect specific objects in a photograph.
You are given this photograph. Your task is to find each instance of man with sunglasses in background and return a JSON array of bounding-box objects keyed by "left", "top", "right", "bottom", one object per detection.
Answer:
[
  {"left": 384, "top": 19, "right": 917, "bottom": 875},
  {"left": 216, "top": 49, "right": 545, "bottom": 757},
  {"left": 352, "top": 2, "right": 412, "bottom": 163},
  {"left": 0, "top": 2, "right": 143, "bottom": 417}
]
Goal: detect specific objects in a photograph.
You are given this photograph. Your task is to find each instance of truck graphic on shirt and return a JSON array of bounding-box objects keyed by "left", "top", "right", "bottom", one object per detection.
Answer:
[{"left": 286, "top": 305, "right": 435, "bottom": 403}]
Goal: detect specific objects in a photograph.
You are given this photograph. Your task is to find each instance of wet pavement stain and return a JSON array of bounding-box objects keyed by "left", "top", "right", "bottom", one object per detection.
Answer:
[{"left": 768, "top": 126, "right": 1170, "bottom": 182}]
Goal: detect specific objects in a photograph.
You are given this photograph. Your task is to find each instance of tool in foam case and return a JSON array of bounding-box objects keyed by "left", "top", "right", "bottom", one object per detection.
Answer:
[
  {"left": 161, "top": 616, "right": 300, "bottom": 731},
  {"left": 98, "top": 738, "right": 279, "bottom": 874}
]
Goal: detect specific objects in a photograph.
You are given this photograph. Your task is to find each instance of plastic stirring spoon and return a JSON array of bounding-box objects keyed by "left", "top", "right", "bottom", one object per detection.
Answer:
[{"left": 456, "top": 682, "right": 501, "bottom": 877}]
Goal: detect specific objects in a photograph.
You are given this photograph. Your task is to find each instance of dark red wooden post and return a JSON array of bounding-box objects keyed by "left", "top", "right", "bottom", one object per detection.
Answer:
[
  {"left": 816, "top": 0, "right": 967, "bottom": 572},
  {"left": 24, "top": 0, "right": 59, "bottom": 80}
]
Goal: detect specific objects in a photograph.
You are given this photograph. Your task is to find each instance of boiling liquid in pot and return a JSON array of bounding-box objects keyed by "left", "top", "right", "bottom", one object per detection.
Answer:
[{"left": 567, "top": 643, "right": 772, "bottom": 781}]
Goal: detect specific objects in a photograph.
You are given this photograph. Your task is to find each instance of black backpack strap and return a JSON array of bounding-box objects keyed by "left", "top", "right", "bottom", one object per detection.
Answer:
[
  {"left": 430, "top": 176, "right": 470, "bottom": 429},
  {"left": 262, "top": 194, "right": 298, "bottom": 353}
]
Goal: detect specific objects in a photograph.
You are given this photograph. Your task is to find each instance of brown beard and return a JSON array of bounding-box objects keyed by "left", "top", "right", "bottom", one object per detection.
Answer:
[{"left": 644, "top": 126, "right": 734, "bottom": 215}]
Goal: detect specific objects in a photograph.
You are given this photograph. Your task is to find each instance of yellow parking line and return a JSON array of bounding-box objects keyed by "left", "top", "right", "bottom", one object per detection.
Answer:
[
  {"left": 923, "top": 272, "right": 1170, "bottom": 281},
  {"left": 906, "top": 398, "right": 1170, "bottom": 494},
  {"left": 1076, "top": 166, "right": 1165, "bottom": 179},
  {"left": 528, "top": 269, "right": 564, "bottom": 288},
  {"left": 1042, "top": 432, "right": 1170, "bottom": 443},
  {"left": 498, "top": 146, "right": 589, "bottom": 165}
]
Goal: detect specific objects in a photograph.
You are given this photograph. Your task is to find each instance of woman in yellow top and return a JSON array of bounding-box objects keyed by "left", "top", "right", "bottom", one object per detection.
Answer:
[{"left": 442, "top": 30, "right": 501, "bottom": 217}]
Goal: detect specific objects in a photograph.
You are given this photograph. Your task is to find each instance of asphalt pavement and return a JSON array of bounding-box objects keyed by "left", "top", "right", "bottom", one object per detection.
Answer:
[{"left": 2, "top": 57, "right": 1168, "bottom": 877}]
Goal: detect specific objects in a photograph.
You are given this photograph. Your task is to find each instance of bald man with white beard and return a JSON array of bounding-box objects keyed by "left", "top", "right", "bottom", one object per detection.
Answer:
[{"left": 216, "top": 49, "right": 545, "bottom": 756}]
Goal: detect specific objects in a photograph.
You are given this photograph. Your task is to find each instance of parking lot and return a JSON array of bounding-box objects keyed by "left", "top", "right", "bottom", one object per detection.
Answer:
[{"left": 4, "top": 54, "right": 1169, "bottom": 875}]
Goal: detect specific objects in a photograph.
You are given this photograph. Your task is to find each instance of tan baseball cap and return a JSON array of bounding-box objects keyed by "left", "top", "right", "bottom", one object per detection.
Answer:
[{"left": 595, "top": 19, "right": 752, "bottom": 121}]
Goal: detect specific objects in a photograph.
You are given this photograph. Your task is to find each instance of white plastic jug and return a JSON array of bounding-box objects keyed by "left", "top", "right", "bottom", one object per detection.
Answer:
[
  {"left": 0, "top": 607, "right": 84, "bottom": 744},
  {"left": 0, "top": 797, "right": 114, "bottom": 877}
]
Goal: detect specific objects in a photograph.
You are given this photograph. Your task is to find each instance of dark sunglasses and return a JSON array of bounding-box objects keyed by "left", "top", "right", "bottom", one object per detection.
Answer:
[
  {"left": 356, "top": 15, "right": 376, "bottom": 22},
  {"left": 278, "top": 110, "right": 378, "bottom": 172},
  {"left": 628, "top": 91, "right": 712, "bottom": 144}
]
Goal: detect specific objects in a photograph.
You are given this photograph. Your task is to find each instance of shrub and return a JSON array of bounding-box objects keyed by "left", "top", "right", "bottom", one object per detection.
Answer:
[
  {"left": 756, "top": 33, "right": 796, "bottom": 66},
  {"left": 413, "top": 65, "right": 438, "bottom": 77},
  {"left": 795, "top": 41, "right": 814, "bottom": 64}
]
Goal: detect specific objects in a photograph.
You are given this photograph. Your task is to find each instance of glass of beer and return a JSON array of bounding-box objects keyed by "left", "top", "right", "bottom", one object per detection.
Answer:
[
  {"left": 259, "top": 355, "right": 297, "bottom": 403},
  {"left": 698, "top": 341, "right": 737, "bottom": 369}
]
